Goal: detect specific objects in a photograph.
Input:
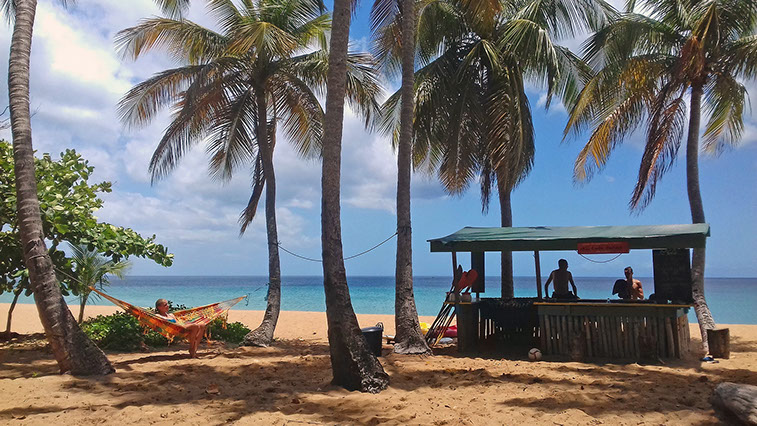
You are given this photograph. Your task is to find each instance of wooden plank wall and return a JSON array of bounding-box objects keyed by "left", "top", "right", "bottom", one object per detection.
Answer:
[{"left": 536, "top": 311, "right": 690, "bottom": 359}]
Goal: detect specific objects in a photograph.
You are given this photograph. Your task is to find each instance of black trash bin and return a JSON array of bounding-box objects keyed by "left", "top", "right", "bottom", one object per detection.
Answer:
[{"left": 361, "top": 325, "right": 383, "bottom": 357}]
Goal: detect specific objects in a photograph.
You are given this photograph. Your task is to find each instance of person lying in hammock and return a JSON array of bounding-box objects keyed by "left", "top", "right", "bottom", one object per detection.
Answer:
[{"left": 155, "top": 298, "right": 205, "bottom": 358}]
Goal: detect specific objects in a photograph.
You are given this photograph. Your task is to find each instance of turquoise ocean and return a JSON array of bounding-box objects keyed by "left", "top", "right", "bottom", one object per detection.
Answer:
[{"left": 2, "top": 276, "right": 756, "bottom": 324}]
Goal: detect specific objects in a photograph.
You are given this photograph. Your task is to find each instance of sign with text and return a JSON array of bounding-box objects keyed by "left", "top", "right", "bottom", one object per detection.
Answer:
[
  {"left": 577, "top": 242, "right": 630, "bottom": 254},
  {"left": 653, "top": 248, "right": 693, "bottom": 303}
]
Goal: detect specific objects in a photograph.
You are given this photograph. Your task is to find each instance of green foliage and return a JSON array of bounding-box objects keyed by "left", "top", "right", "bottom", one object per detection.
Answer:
[
  {"left": 0, "top": 140, "right": 173, "bottom": 303},
  {"left": 81, "top": 309, "right": 251, "bottom": 351},
  {"left": 564, "top": 0, "right": 757, "bottom": 209},
  {"left": 80, "top": 312, "right": 146, "bottom": 351},
  {"left": 207, "top": 319, "right": 251, "bottom": 344}
]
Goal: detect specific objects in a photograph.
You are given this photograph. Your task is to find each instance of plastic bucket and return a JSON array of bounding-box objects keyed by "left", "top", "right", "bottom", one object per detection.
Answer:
[{"left": 361, "top": 326, "right": 383, "bottom": 357}]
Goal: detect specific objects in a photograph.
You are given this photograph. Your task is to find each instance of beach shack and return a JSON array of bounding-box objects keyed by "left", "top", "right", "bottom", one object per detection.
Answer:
[{"left": 427, "top": 224, "right": 710, "bottom": 360}]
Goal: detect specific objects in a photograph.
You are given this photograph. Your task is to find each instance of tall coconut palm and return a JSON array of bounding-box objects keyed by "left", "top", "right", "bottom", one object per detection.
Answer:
[
  {"left": 376, "top": 0, "right": 613, "bottom": 298},
  {"left": 320, "top": 0, "right": 389, "bottom": 392},
  {"left": 69, "top": 244, "right": 131, "bottom": 324},
  {"left": 370, "top": 0, "right": 430, "bottom": 354},
  {"left": 118, "top": 0, "right": 381, "bottom": 347},
  {"left": 5, "top": 0, "right": 114, "bottom": 375},
  {"left": 563, "top": 0, "right": 757, "bottom": 351}
]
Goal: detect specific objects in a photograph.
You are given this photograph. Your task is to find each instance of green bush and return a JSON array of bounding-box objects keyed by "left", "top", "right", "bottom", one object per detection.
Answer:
[
  {"left": 80, "top": 312, "right": 144, "bottom": 351},
  {"left": 208, "top": 318, "right": 251, "bottom": 344},
  {"left": 81, "top": 307, "right": 250, "bottom": 351}
]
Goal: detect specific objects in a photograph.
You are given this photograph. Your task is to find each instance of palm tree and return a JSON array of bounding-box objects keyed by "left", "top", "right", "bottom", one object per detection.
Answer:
[
  {"left": 370, "top": 0, "right": 430, "bottom": 354},
  {"left": 118, "top": 0, "right": 381, "bottom": 347},
  {"left": 5, "top": 0, "right": 114, "bottom": 375},
  {"left": 69, "top": 244, "right": 131, "bottom": 324},
  {"left": 320, "top": 0, "right": 389, "bottom": 392},
  {"left": 376, "top": 0, "right": 613, "bottom": 298},
  {"left": 563, "top": 0, "right": 757, "bottom": 351}
]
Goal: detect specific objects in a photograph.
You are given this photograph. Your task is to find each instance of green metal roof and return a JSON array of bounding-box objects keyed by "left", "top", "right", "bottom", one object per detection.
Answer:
[{"left": 428, "top": 224, "right": 710, "bottom": 252}]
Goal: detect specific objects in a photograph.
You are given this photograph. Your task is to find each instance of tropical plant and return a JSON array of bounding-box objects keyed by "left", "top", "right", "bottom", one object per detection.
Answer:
[
  {"left": 376, "top": 0, "right": 614, "bottom": 298},
  {"left": 0, "top": 141, "right": 173, "bottom": 337},
  {"left": 563, "top": 0, "right": 757, "bottom": 351},
  {"left": 370, "top": 0, "right": 430, "bottom": 354},
  {"left": 4, "top": 0, "right": 114, "bottom": 374},
  {"left": 69, "top": 244, "right": 132, "bottom": 324},
  {"left": 119, "top": 0, "right": 381, "bottom": 347},
  {"left": 320, "top": 0, "right": 389, "bottom": 392}
]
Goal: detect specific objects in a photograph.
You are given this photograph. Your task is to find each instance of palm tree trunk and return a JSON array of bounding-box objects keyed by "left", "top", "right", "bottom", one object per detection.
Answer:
[
  {"left": 687, "top": 84, "right": 716, "bottom": 353},
  {"left": 393, "top": 0, "right": 430, "bottom": 356},
  {"left": 498, "top": 180, "right": 514, "bottom": 299},
  {"left": 4, "top": 290, "right": 22, "bottom": 337},
  {"left": 320, "top": 0, "right": 389, "bottom": 392},
  {"left": 244, "top": 89, "right": 281, "bottom": 347},
  {"left": 8, "top": 0, "right": 113, "bottom": 375},
  {"left": 78, "top": 292, "right": 89, "bottom": 324}
]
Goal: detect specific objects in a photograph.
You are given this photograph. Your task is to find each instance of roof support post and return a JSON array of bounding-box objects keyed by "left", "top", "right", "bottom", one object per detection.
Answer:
[{"left": 534, "top": 250, "right": 543, "bottom": 300}]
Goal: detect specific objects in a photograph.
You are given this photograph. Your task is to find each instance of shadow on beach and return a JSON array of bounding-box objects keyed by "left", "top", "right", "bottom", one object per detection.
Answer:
[{"left": 1, "top": 327, "right": 755, "bottom": 424}]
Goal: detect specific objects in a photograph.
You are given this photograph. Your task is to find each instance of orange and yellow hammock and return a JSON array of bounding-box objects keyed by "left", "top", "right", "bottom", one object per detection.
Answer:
[{"left": 90, "top": 287, "right": 245, "bottom": 342}]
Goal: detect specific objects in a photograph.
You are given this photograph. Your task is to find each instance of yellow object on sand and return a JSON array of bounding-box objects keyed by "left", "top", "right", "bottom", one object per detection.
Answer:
[{"left": 419, "top": 322, "right": 430, "bottom": 335}]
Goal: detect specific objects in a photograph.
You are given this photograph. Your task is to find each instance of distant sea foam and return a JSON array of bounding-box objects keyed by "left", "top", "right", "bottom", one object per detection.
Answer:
[{"left": 3, "top": 276, "right": 756, "bottom": 324}]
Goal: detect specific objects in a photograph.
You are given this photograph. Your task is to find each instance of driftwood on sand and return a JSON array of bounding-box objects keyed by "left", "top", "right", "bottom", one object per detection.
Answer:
[{"left": 711, "top": 382, "right": 757, "bottom": 425}]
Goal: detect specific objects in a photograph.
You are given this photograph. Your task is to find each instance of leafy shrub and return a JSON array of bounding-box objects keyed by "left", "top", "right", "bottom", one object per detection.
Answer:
[
  {"left": 208, "top": 318, "right": 251, "bottom": 344},
  {"left": 81, "top": 305, "right": 250, "bottom": 351},
  {"left": 80, "top": 312, "right": 144, "bottom": 351}
]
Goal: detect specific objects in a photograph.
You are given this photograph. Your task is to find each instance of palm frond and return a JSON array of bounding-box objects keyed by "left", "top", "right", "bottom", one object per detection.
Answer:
[
  {"left": 239, "top": 153, "right": 266, "bottom": 235},
  {"left": 206, "top": 88, "right": 257, "bottom": 181},
  {"left": 723, "top": 34, "right": 757, "bottom": 79},
  {"left": 227, "top": 19, "right": 299, "bottom": 57},
  {"left": 116, "top": 18, "right": 228, "bottom": 64},
  {"left": 269, "top": 72, "right": 324, "bottom": 158},
  {"left": 207, "top": 0, "right": 243, "bottom": 34},
  {"left": 148, "top": 66, "right": 245, "bottom": 182},
  {"left": 513, "top": 0, "right": 617, "bottom": 41},
  {"left": 153, "top": 0, "right": 192, "bottom": 19},
  {"left": 702, "top": 73, "right": 746, "bottom": 154},
  {"left": 118, "top": 65, "right": 206, "bottom": 130},
  {"left": 630, "top": 84, "right": 686, "bottom": 209}
]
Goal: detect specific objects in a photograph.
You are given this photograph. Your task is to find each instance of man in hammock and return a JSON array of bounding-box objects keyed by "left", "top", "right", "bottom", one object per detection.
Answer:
[{"left": 156, "top": 299, "right": 205, "bottom": 358}]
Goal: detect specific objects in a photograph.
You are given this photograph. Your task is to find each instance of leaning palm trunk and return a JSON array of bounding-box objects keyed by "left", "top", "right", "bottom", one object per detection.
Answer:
[
  {"left": 78, "top": 292, "right": 89, "bottom": 324},
  {"left": 4, "top": 289, "right": 22, "bottom": 336},
  {"left": 8, "top": 0, "right": 113, "bottom": 375},
  {"left": 498, "top": 181, "right": 514, "bottom": 299},
  {"left": 686, "top": 85, "right": 716, "bottom": 353},
  {"left": 393, "top": 0, "right": 430, "bottom": 356},
  {"left": 320, "top": 0, "right": 389, "bottom": 392},
  {"left": 244, "top": 90, "right": 282, "bottom": 347}
]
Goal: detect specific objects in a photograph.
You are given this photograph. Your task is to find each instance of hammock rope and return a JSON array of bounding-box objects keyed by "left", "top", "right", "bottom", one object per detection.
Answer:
[{"left": 276, "top": 230, "right": 398, "bottom": 263}]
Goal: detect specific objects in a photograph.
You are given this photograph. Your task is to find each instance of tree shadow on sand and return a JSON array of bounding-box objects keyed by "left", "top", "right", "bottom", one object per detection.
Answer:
[{"left": 2, "top": 332, "right": 755, "bottom": 424}]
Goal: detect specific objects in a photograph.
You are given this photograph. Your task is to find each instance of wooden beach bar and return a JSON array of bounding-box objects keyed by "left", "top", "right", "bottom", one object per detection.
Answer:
[{"left": 427, "top": 224, "right": 710, "bottom": 360}]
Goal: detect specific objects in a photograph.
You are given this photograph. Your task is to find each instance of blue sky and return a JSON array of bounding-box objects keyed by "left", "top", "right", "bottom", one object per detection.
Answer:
[{"left": 1, "top": 0, "right": 755, "bottom": 281}]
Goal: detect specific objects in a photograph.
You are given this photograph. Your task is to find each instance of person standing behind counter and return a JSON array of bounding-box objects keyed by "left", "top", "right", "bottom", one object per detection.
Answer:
[
  {"left": 624, "top": 266, "right": 644, "bottom": 300},
  {"left": 545, "top": 259, "right": 578, "bottom": 299}
]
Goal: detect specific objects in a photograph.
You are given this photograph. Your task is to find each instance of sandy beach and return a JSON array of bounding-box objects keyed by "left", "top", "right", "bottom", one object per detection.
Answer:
[{"left": 2, "top": 302, "right": 756, "bottom": 425}]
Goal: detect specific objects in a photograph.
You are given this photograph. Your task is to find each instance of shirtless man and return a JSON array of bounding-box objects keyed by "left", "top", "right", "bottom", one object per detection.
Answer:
[
  {"left": 624, "top": 267, "right": 644, "bottom": 300},
  {"left": 155, "top": 299, "right": 205, "bottom": 358},
  {"left": 545, "top": 259, "right": 578, "bottom": 299}
]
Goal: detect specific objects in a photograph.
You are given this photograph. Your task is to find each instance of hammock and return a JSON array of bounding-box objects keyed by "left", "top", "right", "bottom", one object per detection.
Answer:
[{"left": 89, "top": 287, "right": 245, "bottom": 342}]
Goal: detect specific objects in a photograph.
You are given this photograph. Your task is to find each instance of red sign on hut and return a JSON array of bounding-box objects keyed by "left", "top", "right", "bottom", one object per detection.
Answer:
[{"left": 577, "top": 241, "right": 630, "bottom": 254}]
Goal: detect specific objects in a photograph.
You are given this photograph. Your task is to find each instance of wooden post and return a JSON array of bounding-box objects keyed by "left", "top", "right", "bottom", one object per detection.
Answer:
[
  {"left": 451, "top": 251, "right": 458, "bottom": 274},
  {"left": 707, "top": 328, "right": 730, "bottom": 359},
  {"left": 534, "top": 250, "right": 543, "bottom": 299},
  {"left": 457, "top": 303, "right": 478, "bottom": 353}
]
